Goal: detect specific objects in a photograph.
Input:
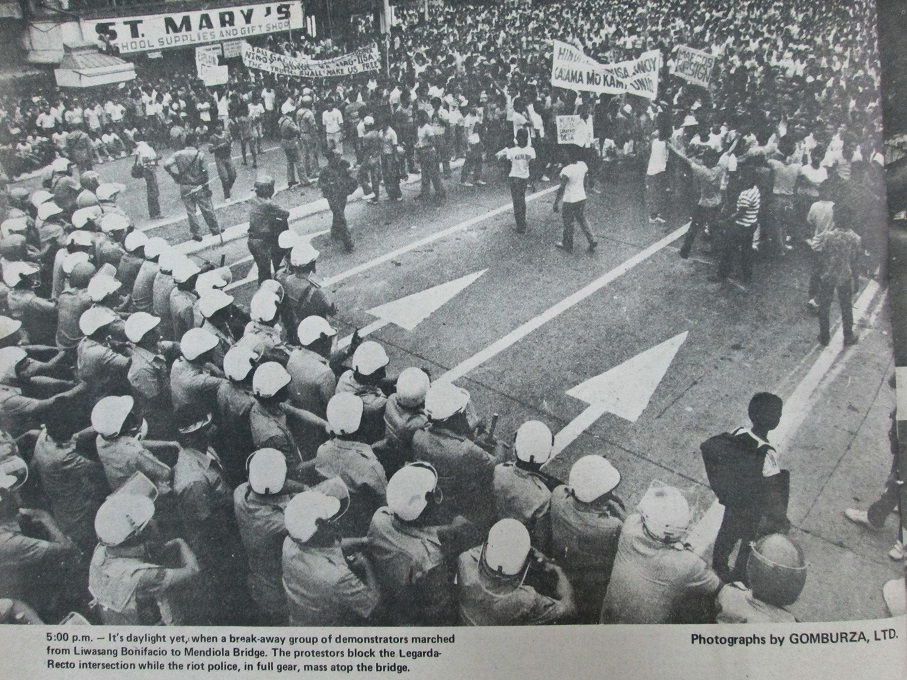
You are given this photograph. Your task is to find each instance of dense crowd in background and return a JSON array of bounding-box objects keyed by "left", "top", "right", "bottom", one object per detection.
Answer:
[{"left": 0, "top": 0, "right": 896, "bottom": 628}]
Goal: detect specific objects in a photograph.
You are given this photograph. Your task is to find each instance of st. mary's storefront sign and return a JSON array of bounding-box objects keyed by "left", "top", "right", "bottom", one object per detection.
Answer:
[{"left": 81, "top": 2, "right": 304, "bottom": 55}]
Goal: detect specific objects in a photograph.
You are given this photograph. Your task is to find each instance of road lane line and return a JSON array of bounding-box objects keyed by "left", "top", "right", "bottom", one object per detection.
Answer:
[
  {"left": 685, "top": 280, "right": 884, "bottom": 557},
  {"left": 436, "top": 223, "right": 690, "bottom": 384}
]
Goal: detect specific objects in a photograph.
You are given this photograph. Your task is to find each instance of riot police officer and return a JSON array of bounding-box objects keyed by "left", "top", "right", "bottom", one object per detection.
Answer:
[{"left": 248, "top": 175, "right": 289, "bottom": 284}]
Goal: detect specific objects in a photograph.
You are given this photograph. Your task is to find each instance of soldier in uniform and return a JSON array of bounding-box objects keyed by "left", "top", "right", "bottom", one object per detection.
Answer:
[
  {"left": 368, "top": 462, "right": 478, "bottom": 625},
  {"left": 456, "top": 519, "right": 576, "bottom": 626},
  {"left": 95, "top": 212, "right": 129, "bottom": 271},
  {"left": 76, "top": 171, "right": 100, "bottom": 209},
  {"left": 198, "top": 289, "right": 236, "bottom": 369},
  {"left": 297, "top": 96, "right": 320, "bottom": 182},
  {"left": 278, "top": 109, "right": 302, "bottom": 189},
  {"left": 715, "top": 533, "right": 805, "bottom": 623},
  {"left": 170, "top": 328, "right": 228, "bottom": 414},
  {"left": 54, "top": 260, "right": 94, "bottom": 355},
  {"left": 209, "top": 120, "right": 236, "bottom": 200},
  {"left": 550, "top": 455, "right": 625, "bottom": 623},
  {"left": 5, "top": 261, "right": 56, "bottom": 346},
  {"left": 76, "top": 307, "right": 131, "bottom": 412},
  {"left": 216, "top": 346, "right": 259, "bottom": 487},
  {"left": 47, "top": 158, "right": 80, "bottom": 217},
  {"left": 151, "top": 249, "right": 179, "bottom": 341},
  {"left": 335, "top": 341, "right": 391, "bottom": 445},
  {"left": 276, "top": 242, "right": 334, "bottom": 344},
  {"left": 163, "top": 134, "right": 221, "bottom": 242},
  {"left": 125, "top": 312, "right": 180, "bottom": 441},
  {"left": 311, "top": 393, "right": 387, "bottom": 537},
  {"left": 281, "top": 488, "right": 381, "bottom": 626},
  {"left": 88, "top": 494, "right": 200, "bottom": 625},
  {"left": 233, "top": 448, "right": 302, "bottom": 625},
  {"left": 117, "top": 230, "right": 147, "bottom": 292},
  {"left": 412, "top": 382, "right": 504, "bottom": 530},
  {"left": 318, "top": 150, "right": 356, "bottom": 252},
  {"left": 381, "top": 367, "right": 430, "bottom": 476},
  {"left": 238, "top": 288, "right": 289, "bottom": 364},
  {"left": 493, "top": 420, "right": 555, "bottom": 552},
  {"left": 247, "top": 175, "right": 289, "bottom": 284},
  {"left": 169, "top": 257, "right": 202, "bottom": 343},
  {"left": 131, "top": 237, "right": 168, "bottom": 315},
  {"left": 0, "top": 347, "right": 81, "bottom": 439},
  {"left": 600, "top": 485, "right": 722, "bottom": 624},
  {"left": 91, "top": 395, "right": 174, "bottom": 495}
]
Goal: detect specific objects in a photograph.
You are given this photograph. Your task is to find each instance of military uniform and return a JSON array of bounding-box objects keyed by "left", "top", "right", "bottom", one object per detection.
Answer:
[
  {"left": 76, "top": 336, "right": 130, "bottom": 411},
  {"left": 169, "top": 287, "right": 198, "bottom": 345},
  {"left": 7, "top": 288, "right": 56, "bottom": 346},
  {"left": 200, "top": 319, "right": 234, "bottom": 374},
  {"left": 715, "top": 583, "right": 797, "bottom": 623},
  {"left": 131, "top": 260, "right": 159, "bottom": 314},
  {"left": 215, "top": 381, "right": 255, "bottom": 486},
  {"left": 335, "top": 370, "right": 386, "bottom": 444},
  {"left": 152, "top": 270, "right": 176, "bottom": 340},
  {"left": 285, "top": 346, "right": 334, "bottom": 459},
  {"left": 55, "top": 286, "right": 92, "bottom": 350},
  {"left": 383, "top": 394, "right": 428, "bottom": 454},
  {"left": 247, "top": 196, "right": 289, "bottom": 283},
  {"left": 276, "top": 269, "right": 334, "bottom": 345},
  {"left": 169, "top": 357, "right": 226, "bottom": 413},
  {"left": 95, "top": 433, "right": 172, "bottom": 494},
  {"left": 278, "top": 114, "right": 302, "bottom": 186},
  {"left": 128, "top": 343, "right": 178, "bottom": 440},
  {"left": 163, "top": 147, "right": 221, "bottom": 239},
  {"left": 297, "top": 107, "right": 320, "bottom": 178},
  {"left": 237, "top": 319, "right": 287, "bottom": 359},
  {"left": 281, "top": 538, "right": 380, "bottom": 626},
  {"left": 493, "top": 463, "right": 552, "bottom": 551},
  {"left": 88, "top": 544, "right": 184, "bottom": 625},
  {"left": 314, "top": 438, "right": 387, "bottom": 537},
  {"left": 116, "top": 251, "right": 144, "bottom": 292},
  {"left": 411, "top": 425, "right": 499, "bottom": 529},
  {"left": 456, "top": 546, "right": 562, "bottom": 626},
  {"left": 549, "top": 486, "right": 624, "bottom": 623},
  {"left": 367, "top": 507, "right": 454, "bottom": 625},
  {"left": 0, "top": 382, "right": 48, "bottom": 437},
  {"left": 250, "top": 400, "right": 302, "bottom": 477},
  {"left": 599, "top": 513, "right": 721, "bottom": 624},
  {"left": 0, "top": 515, "right": 72, "bottom": 619},
  {"left": 209, "top": 130, "right": 236, "bottom": 199},
  {"left": 233, "top": 483, "right": 293, "bottom": 623},
  {"left": 32, "top": 428, "right": 108, "bottom": 553}
]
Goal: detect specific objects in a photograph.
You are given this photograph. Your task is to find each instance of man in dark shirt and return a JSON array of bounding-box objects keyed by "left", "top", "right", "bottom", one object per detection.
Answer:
[
  {"left": 247, "top": 175, "right": 289, "bottom": 284},
  {"left": 209, "top": 121, "right": 236, "bottom": 200}
]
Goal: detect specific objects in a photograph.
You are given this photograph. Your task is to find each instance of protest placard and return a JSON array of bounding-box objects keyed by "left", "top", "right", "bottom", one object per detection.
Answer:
[
  {"left": 241, "top": 42, "right": 381, "bottom": 78},
  {"left": 670, "top": 45, "right": 716, "bottom": 88},
  {"left": 556, "top": 115, "right": 584, "bottom": 145},
  {"left": 550, "top": 40, "right": 661, "bottom": 100}
]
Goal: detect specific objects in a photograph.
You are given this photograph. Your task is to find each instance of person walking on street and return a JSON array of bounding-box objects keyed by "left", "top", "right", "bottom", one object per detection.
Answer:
[
  {"left": 163, "top": 134, "right": 221, "bottom": 242},
  {"left": 133, "top": 133, "right": 161, "bottom": 219},
  {"left": 811, "top": 205, "right": 863, "bottom": 346},
  {"left": 415, "top": 110, "right": 445, "bottom": 203},
  {"left": 553, "top": 146, "right": 597, "bottom": 253},
  {"left": 318, "top": 151, "right": 356, "bottom": 252},
  {"left": 209, "top": 121, "right": 236, "bottom": 201},
  {"left": 248, "top": 175, "right": 289, "bottom": 284},
  {"left": 497, "top": 129, "right": 535, "bottom": 233}
]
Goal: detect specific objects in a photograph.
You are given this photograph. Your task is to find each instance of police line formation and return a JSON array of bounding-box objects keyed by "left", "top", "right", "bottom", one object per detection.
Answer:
[{"left": 0, "top": 0, "right": 892, "bottom": 627}]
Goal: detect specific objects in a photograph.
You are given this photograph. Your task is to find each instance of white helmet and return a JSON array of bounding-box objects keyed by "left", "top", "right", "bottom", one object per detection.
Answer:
[
  {"left": 61, "top": 251, "right": 90, "bottom": 276},
  {"left": 124, "top": 312, "right": 161, "bottom": 343},
  {"left": 37, "top": 202, "right": 63, "bottom": 222},
  {"left": 296, "top": 315, "right": 336, "bottom": 346},
  {"left": 66, "top": 230, "right": 94, "bottom": 248},
  {"left": 99, "top": 212, "right": 131, "bottom": 233},
  {"left": 96, "top": 183, "right": 124, "bottom": 202},
  {"left": 253, "top": 361, "right": 291, "bottom": 398},
  {"left": 277, "top": 230, "right": 301, "bottom": 250},
  {"left": 514, "top": 421, "right": 554, "bottom": 464},
  {"left": 395, "top": 368, "right": 430, "bottom": 408},
  {"left": 424, "top": 382, "right": 470, "bottom": 421},
  {"left": 223, "top": 346, "right": 259, "bottom": 382},
  {"left": 0, "top": 456, "right": 28, "bottom": 491},
  {"left": 196, "top": 267, "right": 232, "bottom": 293},
  {"left": 247, "top": 448, "right": 287, "bottom": 495},
  {"left": 143, "top": 237, "right": 169, "bottom": 260},
  {"left": 157, "top": 249, "right": 180, "bottom": 275},
  {"left": 568, "top": 455, "right": 621, "bottom": 503},
  {"left": 484, "top": 518, "right": 531, "bottom": 577},
  {"left": 289, "top": 242, "right": 319, "bottom": 267},
  {"left": 123, "top": 230, "right": 148, "bottom": 253},
  {"left": 387, "top": 462, "right": 438, "bottom": 521},
  {"left": 0, "top": 347, "right": 27, "bottom": 383},
  {"left": 0, "top": 316, "right": 22, "bottom": 342},
  {"left": 91, "top": 395, "right": 135, "bottom": 438},
  {"left": 86, "top": 274, "right": 122, "bottom": 302},
  {"left": 79, "top": 306, "right": 118, "bottom": 336},
  {"left": 2, "top": 261, "right": 39, "bottom": 288},
  {"left": 259, "top": 279, "right": 285, "bottom": 302},
  {"left": 249, "top": 289, "right": 279, "bottom": 323},
  {"left": 180, "top": 327, "right": 219, "bottom": 361},
  {"left": 29, "top": 190, "right": 53, "bottom": 208},
  {"left": 1, "top": 217, "right": 29, "bottom": 236},
  {"left": 171, "top": 257, "right": 202, "bottom": 284},
  {"left": 363, "top": 115, "right": 375, "bottom": 127},
  {"left": 94, "top": 493, "right": 155, "bottom": 547},
  {"left": 198, "top": 289, "right": 234, "bottom": 318},
  {"left": 51, "top": 157, "right": 72, "bottom": 173},
  {"left": 284, "top": 490, "right": 342, "bottom": 543},
  {"left": 638, "top": 485, "right": 690, "bottom": 542},
  {"left": 326, "top": 392, "right": 363, "bottom": 436},
  {"left": 351, "top": 341, "right": 389, "bottom": 376}
]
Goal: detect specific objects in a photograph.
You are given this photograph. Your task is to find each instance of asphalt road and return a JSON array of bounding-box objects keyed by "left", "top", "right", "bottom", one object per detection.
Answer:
[{"left": 11, "top": 141, "right": 899, "bottom": 621}]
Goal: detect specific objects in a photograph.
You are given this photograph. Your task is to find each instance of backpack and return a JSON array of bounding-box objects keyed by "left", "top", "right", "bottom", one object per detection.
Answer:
[{"left": 699, "top": 430, "right": 769, "bottom": 508}]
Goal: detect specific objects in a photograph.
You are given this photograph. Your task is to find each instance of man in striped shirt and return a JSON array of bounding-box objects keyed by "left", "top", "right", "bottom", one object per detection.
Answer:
[{"left": 712, "top": 165, "right": 761, "bottom": 286}]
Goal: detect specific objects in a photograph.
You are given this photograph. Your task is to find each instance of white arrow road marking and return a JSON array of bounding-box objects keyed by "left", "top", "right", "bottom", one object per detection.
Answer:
[
  {"left": 551, "top": 332, "right": 688, "bottom": 456},
  {"left": 685, "top": 280, "right": 885, "bottom": 557},
  {"left": 437, "top": 223, "right": 690, "bottom": 384},
  {"left": 337, "top": 270, "right": 487, "bottom": 349}
]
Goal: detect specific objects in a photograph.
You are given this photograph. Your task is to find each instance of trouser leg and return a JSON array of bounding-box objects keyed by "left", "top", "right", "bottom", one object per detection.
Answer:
[
  {"left": 247, "top": 238, "right": 273, "bottom": 283},
  {"left": 575, "top": 201, "right": 595, "bottom": 247},
  {"left": 839, "top": 281, "right": 854, "bottom": 340},
  {"left": 182, "top": 190, "right": 201, "bottom": 238},
  {"left": 740, "top": 226, "right": 756, "bottom": 283},
  {"left": 817, "top": 278, "right": 834, "bottom": 344},
  {"left": 196, "top": 190, "right": 220, "bottom": 234},
  {"left": 145, "top": 167, "right": 161, "bottom": 218},
  {"left": 562, "top": 212, "right": 575, "bottom": 251},
  {"left": 680, "top": 205, "right": 708, "bottom": 257},
  {"left": 511, "top": 178, "right": 527, "bottom": 231}
]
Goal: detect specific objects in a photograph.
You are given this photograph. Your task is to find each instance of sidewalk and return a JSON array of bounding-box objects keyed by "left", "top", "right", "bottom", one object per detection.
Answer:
[{"left": 784, "top": 295, "right": 903, "bottom": 621}]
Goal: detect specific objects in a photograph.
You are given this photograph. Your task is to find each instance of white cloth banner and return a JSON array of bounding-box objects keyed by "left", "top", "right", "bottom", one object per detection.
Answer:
[
  {"left": 82, "top": 1, "right": 304, "bottom": 55},
  {"left": 241, "top": 42, "right": 381, "bottom": 78},
  {"left": 669, "top": 45, "right": 717, "bottom": 88},
  {"left": 550, "top": 39, "right": 661, "bottom": 100}
]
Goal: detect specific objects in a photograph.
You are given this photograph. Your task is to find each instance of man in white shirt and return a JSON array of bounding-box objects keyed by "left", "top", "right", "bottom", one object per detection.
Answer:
[
  {"left": 646, "top": 127, "right": 670, "bottom": 225},
  {"left": 322, "top": 101, "right": 344, "bottom": 153},
  {"left": 134, "top": 133, "right": 161, "bottom": 219},
  {"left": 496, "top": 129, "right": 535, "bottom": 233},
  {"left": 553, "top": 147, "right": 597, "bottom": 253}
]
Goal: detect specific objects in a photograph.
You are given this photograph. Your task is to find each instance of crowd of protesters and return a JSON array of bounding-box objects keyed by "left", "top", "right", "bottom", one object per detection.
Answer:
[{"left": 0, "top": 0, "right": 896, "bottom": 627}]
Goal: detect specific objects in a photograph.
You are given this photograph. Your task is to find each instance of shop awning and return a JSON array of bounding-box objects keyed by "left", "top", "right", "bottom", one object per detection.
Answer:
[{"left": 53, "top": 46, "right": 136, "bottom": 88}]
